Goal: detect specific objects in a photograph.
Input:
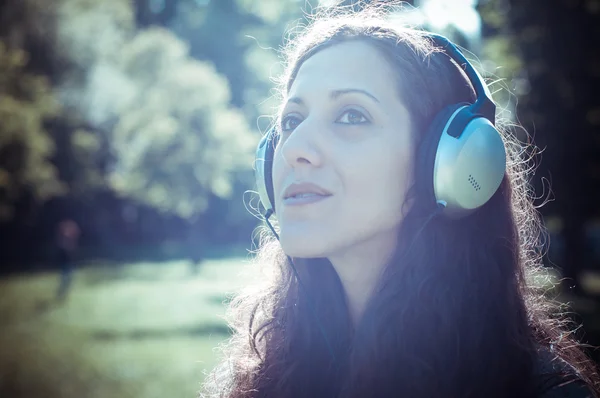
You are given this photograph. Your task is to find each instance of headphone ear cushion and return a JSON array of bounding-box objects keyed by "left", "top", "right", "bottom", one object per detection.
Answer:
[{"left": 416, "top": 103, "right": 468, "bottom": 204}]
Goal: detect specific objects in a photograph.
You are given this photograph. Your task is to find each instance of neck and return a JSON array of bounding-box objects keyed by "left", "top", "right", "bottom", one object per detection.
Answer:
[{"left": 327, "top": 228, "right": 398, "bottom": 325}]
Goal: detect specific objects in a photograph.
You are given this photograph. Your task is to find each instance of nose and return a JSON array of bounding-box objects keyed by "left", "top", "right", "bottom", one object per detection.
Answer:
[{"left": 279, "top": 122, "right": 323, "bottom": 168}]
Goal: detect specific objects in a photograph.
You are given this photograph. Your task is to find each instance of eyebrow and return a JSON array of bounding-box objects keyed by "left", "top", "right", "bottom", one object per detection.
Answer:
[{"left": 287, "top": 88, "right": 380, "bottom": 106}]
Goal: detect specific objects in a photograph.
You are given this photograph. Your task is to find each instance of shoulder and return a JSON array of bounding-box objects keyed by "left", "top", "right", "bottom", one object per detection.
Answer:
[{"left": 534, "top": 346, "right": 595, "bottom": 398}]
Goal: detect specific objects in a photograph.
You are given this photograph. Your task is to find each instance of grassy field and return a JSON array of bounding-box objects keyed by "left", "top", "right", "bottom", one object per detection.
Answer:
[{"left": 0, "top": 256, "right": 254, "bottom": 398}]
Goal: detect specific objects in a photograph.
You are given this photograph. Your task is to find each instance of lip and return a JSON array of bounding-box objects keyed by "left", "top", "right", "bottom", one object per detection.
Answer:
[{"left": 282, "top": 182, "right": 333, "bottom": 200}]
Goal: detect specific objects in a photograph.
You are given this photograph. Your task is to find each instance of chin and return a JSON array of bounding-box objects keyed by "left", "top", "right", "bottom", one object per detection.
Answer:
[
  {"left": 280, "top": 233, "right": 329, "bottom": 259},
  {"left": 277, "top": 220, "right": 329, "bottom": 257},
  {"left": 281, "top": 243, "right": 325, "bottom": 258}
]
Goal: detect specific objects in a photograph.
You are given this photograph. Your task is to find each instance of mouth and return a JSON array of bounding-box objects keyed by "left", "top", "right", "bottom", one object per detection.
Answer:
[
  {"left": 282, "top": 182, "right": 333, "bottom": 206},
  {"left": 284, "top": 192, "right": 330, "bottom": 199},
  {"left": 283, "top": 192, "right": 332, "bottom": 206}
]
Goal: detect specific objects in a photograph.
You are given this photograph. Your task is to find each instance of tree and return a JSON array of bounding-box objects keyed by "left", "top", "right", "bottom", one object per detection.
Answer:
[
  {"left": 106, "top": 27, "right": 256, "bottom": 217},
  {"left": 0, "top": 0, "right": 135, "bottom": 207},
  {"left": 161, "top": 0, "right": 303, "bottom": 132},
  {"left": 17, "top": 0, "right": 257, "bottom": 219},
  {"left": 0, "top": 41, "right": 64, "bottom": 221}
]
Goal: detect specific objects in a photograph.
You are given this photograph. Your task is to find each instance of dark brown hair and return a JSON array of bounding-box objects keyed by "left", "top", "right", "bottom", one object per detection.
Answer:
[{"left": 201, "top": 4, "right": 599, "bottom": 397}]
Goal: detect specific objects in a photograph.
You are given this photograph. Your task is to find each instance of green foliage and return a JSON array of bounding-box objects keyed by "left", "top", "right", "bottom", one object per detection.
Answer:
[
  {"left": 0, "top": 41, "right": 64, "bottom": 220},
  {"left": 173, "top": 0, "right": 304, "bottom": 131},
  {"left": 0, "top": 0, "right": 303, "bottom": 223},
  {"left": 41, "top": 0, "right": 135, "bottom": 68},
  {"left": 477, "top": 0, "right": 526, "bottom": 121},
  {"left": 237, "top": 0, "right": 301, "bottom": 128},
  {"left": 20, "top": 0, "right": 258, "bottom": 218},
  {"left": 104, "top": 28, "right": 256, "bottom": 217},
  {"left": 67, "top": 127, "right": 107, "bottom": 195}
]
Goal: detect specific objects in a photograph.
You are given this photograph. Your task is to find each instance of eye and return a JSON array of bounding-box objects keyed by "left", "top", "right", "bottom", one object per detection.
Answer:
[
  {"left": 336, "top": 108, "right": 370, "bottom": 125},
  {"left": 281, "top": 114, "right": 303, "bottom": 133}
]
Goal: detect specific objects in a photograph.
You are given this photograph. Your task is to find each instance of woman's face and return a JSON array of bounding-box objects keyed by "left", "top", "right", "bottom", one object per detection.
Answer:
[{"left": 272, "top": 40, "right": 415, "bottom": 260}]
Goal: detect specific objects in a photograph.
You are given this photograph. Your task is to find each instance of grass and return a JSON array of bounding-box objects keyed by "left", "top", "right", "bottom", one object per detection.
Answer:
[{"left": 0, "top": 256, "right": 255, "bottom": 398}]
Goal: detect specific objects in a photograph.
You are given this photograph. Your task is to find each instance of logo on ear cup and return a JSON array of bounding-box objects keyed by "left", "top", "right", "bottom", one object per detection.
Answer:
[{"left": 468, "top": 174, "right": 481, "bottom": 191}]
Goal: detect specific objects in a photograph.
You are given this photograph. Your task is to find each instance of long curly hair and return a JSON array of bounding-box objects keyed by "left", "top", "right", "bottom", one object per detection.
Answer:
[{"left": 201, "top": 4, "right": 599, "bottom": 397}]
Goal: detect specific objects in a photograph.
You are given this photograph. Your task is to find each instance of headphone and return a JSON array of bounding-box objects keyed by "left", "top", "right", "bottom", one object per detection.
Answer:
[{"left": 254, "top": 33, "right": 506, "bottom": 220}]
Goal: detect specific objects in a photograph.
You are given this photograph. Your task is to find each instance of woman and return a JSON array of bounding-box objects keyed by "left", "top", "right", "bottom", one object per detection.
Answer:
[{"left": 201, "top": 4, "right": 599, "bottom": 397}]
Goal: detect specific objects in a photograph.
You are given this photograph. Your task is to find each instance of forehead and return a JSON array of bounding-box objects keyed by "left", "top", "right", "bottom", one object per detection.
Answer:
[{"left": 289, "top": 40, "right": 399, "bottom": 99}]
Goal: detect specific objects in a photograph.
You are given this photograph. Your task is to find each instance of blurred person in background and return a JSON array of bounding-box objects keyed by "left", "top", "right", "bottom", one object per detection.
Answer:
[
  {"left": 186, "top": 215, "right": 206, "bottom": 276},
  {"left": 54, "top": 218, "right": 80, "bottom": 301},
  {"left": 187, "top": 231, "right": 205, "bottom": 276},
  {"left": 201, "top": 3, "right": 599, "bottom": 398}
]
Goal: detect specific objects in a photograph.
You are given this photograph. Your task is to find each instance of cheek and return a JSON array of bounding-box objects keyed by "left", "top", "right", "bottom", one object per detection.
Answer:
[
  {"left": 354, "top": 149, "right": 413, "bottom": 212},
  {"left": 389, "top": 156, "right": 414, "bottom": 211},
  {"left": 271, "top": 152, "right": 286, "bottom": 206}
]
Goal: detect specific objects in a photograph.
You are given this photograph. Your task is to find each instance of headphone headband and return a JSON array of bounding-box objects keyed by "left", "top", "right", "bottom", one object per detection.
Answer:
[{"left": 427, "top": 34, "right": 496, "bottom": 124}]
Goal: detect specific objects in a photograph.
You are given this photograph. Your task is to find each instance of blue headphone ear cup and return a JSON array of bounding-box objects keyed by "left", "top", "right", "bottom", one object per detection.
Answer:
[
  {"left": 254, "top": 128, "right": 278, "bottom": 212},
  {"left": 265, "top": 133, "right": 277, "bottom": 212},
  {"left": 417, "top": 103, "right": 468, "bottom": 205}
]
